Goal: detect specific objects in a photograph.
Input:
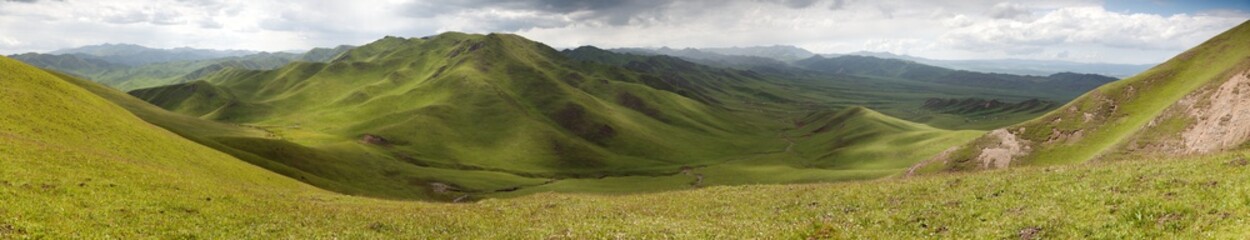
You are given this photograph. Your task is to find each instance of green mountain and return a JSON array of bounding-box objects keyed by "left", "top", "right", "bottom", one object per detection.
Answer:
[
  {"left": 836, "top": 51, "right": 1154, "bottom": 78},
  {"left": 125, "top": 32, "right": 983, "bottom": 200},
  {"left": 606, "top": 46, "right": 1114, "bottom": 130},
  {"left": 794, "top": 55, "right": 1117, "bottom": 99},
  {"left": 49, "top": 43, "right": 257, "bottom": 66},
  {"left": 5, "top": 53, "right": 1249, "bottom": 238},
  {"left": 7, "top": 18, "right": 1250, "bottom": 237},
  {"left": 611, "top": 47, "right": 794, "bottom": 72},
  {"left": 11, "top": 46, "right": 354, "bottom": 90},
  {"left": 299, "top": 45, "right": 356, "bottom": 62},
  {"left": 698, "top": 45, "right": 816, "bottom": 62},
  {"left": 915, "top": 21, "right": 1250, "bottom": 172}
]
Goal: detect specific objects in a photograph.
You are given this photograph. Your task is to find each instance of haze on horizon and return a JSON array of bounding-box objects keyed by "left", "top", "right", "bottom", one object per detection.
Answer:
[{"left": 1, "top": 0, "right": 1247, "bottom": 64}]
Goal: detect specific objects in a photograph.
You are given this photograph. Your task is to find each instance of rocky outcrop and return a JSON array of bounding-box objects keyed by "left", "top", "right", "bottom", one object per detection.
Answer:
[
  {"left": 1180, "top": 70, "right": 1250, "bottom": 154},
  {"left": 975, "top": 129, "right": 1031, "bottom": 169}
]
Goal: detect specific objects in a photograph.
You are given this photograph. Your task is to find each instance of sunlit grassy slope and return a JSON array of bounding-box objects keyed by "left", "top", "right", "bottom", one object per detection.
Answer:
[
  {"left": 124, "top": 33, "right": 985, "bottom": 200},
  {"left": 5, "top": 53, "right": 1250, "bottom": 238},
  {"left": 928, "top": 20, "right": 1250, "bottom": 171}
]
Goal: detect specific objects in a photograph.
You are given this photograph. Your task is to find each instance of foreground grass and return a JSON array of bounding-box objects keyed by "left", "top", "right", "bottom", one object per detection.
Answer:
[{"left": 6, "top": 139, "right": 1249, "bottom": 239}]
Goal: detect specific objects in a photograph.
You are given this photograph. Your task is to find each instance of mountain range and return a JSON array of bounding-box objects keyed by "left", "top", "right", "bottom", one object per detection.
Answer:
[
  {"left": 9, "top": 45, "right": 354, "bottom": 90},
  {"left": 620, "top": 45, "right": 1154, "bottom": 78},
  {"left": 3, "top": 18, "right": 1249, "bottom": 238}
]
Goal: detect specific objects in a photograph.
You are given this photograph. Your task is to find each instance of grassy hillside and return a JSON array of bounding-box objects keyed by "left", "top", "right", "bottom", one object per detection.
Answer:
[
  {"left": 119, "top": 33, "right": 987, "bottom": 200},
  {"left": 585, "top": 46, "right": 1100, "bottom": 130},
  {"left": 794, "top": 55, "right": 1116, "bottom": 99},
  {"left": 5, "top": 54, "right": 1250, "bottom": 237},
  {"left": 920, "top": 20, "right": 1250, "bottom": 172}
]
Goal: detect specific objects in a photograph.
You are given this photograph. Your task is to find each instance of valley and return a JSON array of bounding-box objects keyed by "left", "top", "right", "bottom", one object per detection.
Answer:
[{"left": 2, "top": 0, "right": 1248, "bottom": 237}]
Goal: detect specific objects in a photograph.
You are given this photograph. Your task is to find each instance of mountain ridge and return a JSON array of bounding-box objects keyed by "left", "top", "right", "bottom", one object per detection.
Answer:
[{"left": 915, "top": 20, "right": 1250, "bottom": 173}]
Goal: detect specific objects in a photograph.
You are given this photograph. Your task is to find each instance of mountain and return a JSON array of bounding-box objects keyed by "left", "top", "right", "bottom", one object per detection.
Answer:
[
  {"left": 794, "top": 55, "right": 1117, "bottom": 99},
  {"left": 921, "top": 98, "right": 1056, "bottom": 115},
  {"left": 299, "top": 45, "right": 356, "bottom": 62},
  {"left": 834, "top": 51, "right": 1155, "bottom": 78},
  {"left": 11, "top": 46, "right": 354, "bottom": 90},
  {"left": 5, "top": 52, "right": 127, "bottom": 77},
  {"left": 611, "top": 47, "right": 791, "bottom": 71},
  {"left": 49, "top": 43, "right": 257, "bottom": 66},
  {"left": 127, "top": 32, "right": 982, "bottom": 200},
  {"left": 624, "top": 44, "right": 1148, "bottom": 77},
  {"left": 7, "top": 22, "right": 1250, "bottom": 237},
  {"left": 698, "top": 45, "right": 816, "bottom": 62},
  {"left": 8, "top": 54, "right": 1248, "bottom": 238},
  {"left": 914, "top": 21, "right": 1250, "bottom": 172}
]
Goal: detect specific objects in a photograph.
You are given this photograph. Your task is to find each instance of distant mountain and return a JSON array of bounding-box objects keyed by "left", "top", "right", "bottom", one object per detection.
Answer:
[
  {"left": 11, "top": 46, "right": 354, "bottom": 90},
  {"left": 831, "top": 51, "right": 1154, "bottom": 78},
  {"left": 50, "top": 43, "right": 258, "bottom": 66},
  {"left": 6, "top": 52, "right": 127, "bottom": 77},
  {"left": 922, "top": 98, "right": 1057, "bottom": 115},
  {"left": 794, "top": 55, "right": 1117, "bottom": 99},
  {"left": 299, "top": 45, "right": 355, "bottom": 62},
  {"left": 610, "top": 47, "right": 791, "bottom": 72},
  {"left": 697, "top": 45, "right": 816, "bottom": 62}
]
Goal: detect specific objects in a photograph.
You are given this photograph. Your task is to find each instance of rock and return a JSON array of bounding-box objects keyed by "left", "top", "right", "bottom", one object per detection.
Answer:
[{"left": 360, "top": 134, "right": 388, "bottom": 145}]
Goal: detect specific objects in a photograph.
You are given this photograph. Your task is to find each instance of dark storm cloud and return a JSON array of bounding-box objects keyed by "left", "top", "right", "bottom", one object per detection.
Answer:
[
  {"left": 398, "top": 0, "right": 823, "bottom": 31},
  {"left": 771, "top": 0, "right": 819, "bottom": 9},
  {"left": 401, "top": 0, "right": 674, "bottom": 27}
]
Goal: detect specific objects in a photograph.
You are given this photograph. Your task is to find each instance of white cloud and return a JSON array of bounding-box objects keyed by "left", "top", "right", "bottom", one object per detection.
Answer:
[
  {"left": 0, "top": 0, "right": 1245, "bottom": 64},
  {"left": 944, "top": 6, "right": 1245, "bottom": 51}
]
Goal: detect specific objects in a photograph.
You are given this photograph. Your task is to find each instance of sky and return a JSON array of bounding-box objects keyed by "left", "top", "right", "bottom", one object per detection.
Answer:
[{"left": 0, "top": 0, "right": 1247, "bottom": 64}]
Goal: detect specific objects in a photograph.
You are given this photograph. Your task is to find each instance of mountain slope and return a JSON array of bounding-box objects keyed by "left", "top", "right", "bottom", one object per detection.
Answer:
[
  {"left": 13, "top": 46, "right": 354, "bottom": 91},
  {"left": 917, "top": 20, "right": 1250, "bottom": 172},
  {"left": 49, "top": 43, "right": 256, "bottom": 66},
  {"left": 8, "top": 51, "right": 1250, "bottom": 238},
  {"left": 126, "top": 33, "right": 984, "bottom": 199},
  {"left": 139, "top": 33, "right": 772, "bottom": 174},
  {"left": 794, "top": 55, "right": 1117, "bottom": 99},
  {"left": 834, "top": 51, "right": 1154, "bottom": 78}
]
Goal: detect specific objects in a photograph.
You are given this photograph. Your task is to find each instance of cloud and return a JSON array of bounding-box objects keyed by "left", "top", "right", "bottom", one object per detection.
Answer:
[
  {"left": 987, "top": 2, "right": 1032, "bottom": 20},
  {"left": 941, "top": 6, "right": 1247, "bottom": 55},
  {"left": 0, "top": 0, "right": 1245, "bottom": 64}
]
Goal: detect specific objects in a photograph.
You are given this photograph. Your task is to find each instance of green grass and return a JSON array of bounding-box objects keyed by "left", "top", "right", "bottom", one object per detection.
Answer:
[
  {"left": 118, "top": 33, "right": 988, "bottom": 200},
  {"left": 6, "top": 54, "right": 1250, "bottom": 238},
  {"left": 931, "top": 20, "right": 1250, "bottom": 171}
]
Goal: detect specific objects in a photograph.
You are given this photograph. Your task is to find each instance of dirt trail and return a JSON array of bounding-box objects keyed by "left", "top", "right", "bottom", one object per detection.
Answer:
[{"left": 906, "top": 146, "right": 958, "bottom": 176}]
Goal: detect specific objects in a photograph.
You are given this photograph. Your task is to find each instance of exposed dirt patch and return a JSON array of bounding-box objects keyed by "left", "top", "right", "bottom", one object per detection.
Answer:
[
  {"left": 976, "top": 129, "right": 1031, "bottom": 169},
  {"left": 0, "top": 223, "right": 26, "bottom": 236},
  {"left": 428, "top": 182, "right": 458, "bottom": 194},
  {"left": 1018, "top": 227, "right": 1043, "bottom": 240},
  {"left": 1180, "top": 70, "right": 1250, "bottom": 154},
  {"left": 1045, "top": 128, "right": 1084, "bottom": 144},
  {"left": 359, "top": 134, "right": 389, "bottom": 145},
  {"left": 1228, "top": 156, "right": 1248, "bottom": 167}
]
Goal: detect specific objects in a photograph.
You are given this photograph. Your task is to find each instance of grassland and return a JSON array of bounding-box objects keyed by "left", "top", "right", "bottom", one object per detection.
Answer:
[
  {"left": 4, "top": 56, "right": 1248, "bottom": 237},
  {"left": 7, "top": 27, "right": 1250, "bottom": 238},
  {"left": 926, "top": 20, "right": 1250, "bottom": 172},
  {"left": 115, "top": 33, "right": 993, "bottom": 200}
]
